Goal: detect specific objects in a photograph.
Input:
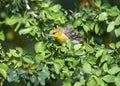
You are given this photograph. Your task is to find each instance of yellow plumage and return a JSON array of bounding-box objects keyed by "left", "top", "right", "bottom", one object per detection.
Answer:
[{"left": 49, "top": 27, "right": 93, "bottom": 49}]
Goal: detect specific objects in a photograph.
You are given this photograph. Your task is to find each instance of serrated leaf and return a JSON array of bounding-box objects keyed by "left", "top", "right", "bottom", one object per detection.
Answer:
[
  {"left": 115, "top": 15, "right": 120, "bottom": 25},
  {"left": 107, "top": 21, "right": 115, "bottom": 32},
  {"left": 95, "top": 49, "right": 104, "bottom": 57},
  {"left": 102, "top": 75, "right": 115, "bottom": 83}
]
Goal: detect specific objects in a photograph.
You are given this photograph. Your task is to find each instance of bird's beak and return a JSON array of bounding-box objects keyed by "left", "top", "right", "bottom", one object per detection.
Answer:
[{"left": 48, "top": 34, "right": 53, "bottom": 37}]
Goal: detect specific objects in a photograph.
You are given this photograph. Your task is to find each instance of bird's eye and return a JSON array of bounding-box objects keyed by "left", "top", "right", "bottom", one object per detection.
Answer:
[{"left": 52, "top": 32, "right": 56, "bottom": 35}]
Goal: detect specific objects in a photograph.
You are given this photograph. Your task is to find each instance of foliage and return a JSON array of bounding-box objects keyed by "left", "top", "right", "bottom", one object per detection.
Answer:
[{"left": 0, "top": 0, "right": 120, "bottom": 86}]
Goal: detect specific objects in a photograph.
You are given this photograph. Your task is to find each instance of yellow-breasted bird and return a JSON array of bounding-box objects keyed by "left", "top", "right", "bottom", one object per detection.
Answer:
[{"left": 49, "top": 27, "right": 93, "bottom": 49}]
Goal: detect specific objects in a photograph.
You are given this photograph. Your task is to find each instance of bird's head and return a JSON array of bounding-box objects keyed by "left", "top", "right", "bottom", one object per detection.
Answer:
[
  {"left": 49, "top": 29, "right": 68, "bottom": 43},
  {"left": 49, "top": 29, "right": 62, "bottom": 38}
]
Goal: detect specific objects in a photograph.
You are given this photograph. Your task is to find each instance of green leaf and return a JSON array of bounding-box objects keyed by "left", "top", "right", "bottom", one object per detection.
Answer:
[
  {"left": 87, "top": 77, "right": 97, "bottom": 86},
  {"left": 0, "top": 63, "right": 9, "bottom": 71},
  {"left": 83, "top": 25, "right": 90, "bottom": 33},
  {"left": 102, "top": 63, "right": 108, "bottom": 72},
  {"left": 100, "top": 55, "right": 109, "bottom": 63},
  {"left": 5, "top": 16, "right": 20, "bottom": 25},
  {"left": 115, "top": 28, "right": 120, "bottom": 37},
  {"left": 38, "top": 69, "right": 50, "bottom": 86},
  {"left": 23, "top": 57, "right": 34, "bottom": 64},
  {"left": 74, "top": 44, "right": 82, "bottom": 51},
  {"left": 116, "top": 42, "right": 120, "bottom": 49},
  {"left": 98, "top": 12, "right": 108, "bottom": 21},
  {"left": 15, "top": 61, "right": 22, "bottom": 68},
  {"left": 107, "top": 6, "right": 120, "bottom": 16},
  {"left": 49, "top": 4, "right": 61, "bottom": 12},
  {"left": 0, "top": 68, "right": 7, "bottom": 78},
  {"left": 102, "top": 75, "right": 115, "bottom": 83},
  {"left": 108, "top": 65, "right": 120, "bottom": 74},
  {"left": 94, "top": 76, "right": 105, "bottom": 86},
  {"left": 109, "top": 43, "right": 115, "bottom": 49},
  {"left": 107, "top": 21, "right": 115, "bottom": 32},
  {"left": 54, "top": 63, "right": 61, "bottom": 74},
  {"left": 95, "top": 49, "right": 104, "bottom": 58},
  {"left": 35, "top": 53, "right": 45, "bottom": 62},
  {"left": 83, "top": 62, "right": 91, "bottom": 74},
  {"left": 34, "top": 42, "right": 45, "bottom": 53},
  {"left": 115, "top": 76, "right": 120, "bottom": 86},
  {"left": 115, "top": 15, "right": 120, "bottom": 25},
  {"left": 19, "top": 27, "right": 33, "bottom": 35},
  {"left": 0, "top": 30, "right": 5, "bottom": 41},
  {"left": 73, "top": 19, "right": 82, "bottom": 28},
  {"left": 95, "top": 23, "right": 99, "bottom": 34}
]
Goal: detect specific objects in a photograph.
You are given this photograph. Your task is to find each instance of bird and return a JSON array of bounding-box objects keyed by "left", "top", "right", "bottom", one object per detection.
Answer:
[{"left": 49, "top": 27, "right": 93, "bottom": 49}]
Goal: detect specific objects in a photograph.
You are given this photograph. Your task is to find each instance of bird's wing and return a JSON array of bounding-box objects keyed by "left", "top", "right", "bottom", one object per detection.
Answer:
[{"left": 61, "top": 27, "right": 85, "bottom": 41}]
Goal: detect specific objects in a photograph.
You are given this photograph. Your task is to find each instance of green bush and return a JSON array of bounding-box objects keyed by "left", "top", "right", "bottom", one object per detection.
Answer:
[{"left": 0, "top": 0, "right": 120, "bottom": 86}]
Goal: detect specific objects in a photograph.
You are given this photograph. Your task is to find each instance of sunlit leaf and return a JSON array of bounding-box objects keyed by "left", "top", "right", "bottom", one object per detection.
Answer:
[
  {"left": 116, "top": 42, "right": 120, "bottom": 49},
  {"left": 115, "top": 15, "right": 120, "bottom": 25},
  {"left": 23, "top": 57, "right": 34, "bottom": 64},
  {"left": 107, "top": 21, "right": 115, "bottom": 32},
  {"left": 95, "top": 23, "right": 99, "bottom": 34},
  {"left": 15, "top": 61, "right": 22, "bottom": 68},
  {"left": 108, "top": 65, "right": 120, "bottom": 74},
  {"left": 19, "top": 27, "right": 33, "bottom": 35},
  {"left": 109, "top": 43, "right": 115, "bottom": 49},
  {"left": 0, "top": 68, "right": 7, "bottom": 78},
  {"left": 0, "top": 30, "right": 5, "bottom": 41},
  {"left": 95, "top": 49, "right": 104, "bottom": 58},
  {"left": 115, "top": 76, "right": 120, "bottom": 86},
  {"left": 115, "top": 28, "right": 120, "bottom": 37},
  {"left": 98, "top": 12, "right": 108, "bottom": 21},
  {"left": 107, "top": 6, "right": 120, "bottom": 16},
  {"left": 83, "top": 62, "right": 91, "bottom": 74},
  {"left": 5, "top": 16, "right": 20, "bottom": 25},
  {"left": 102, "top": 75, "right": 115, "bottom": 83},
  {"left": 34, "top": 42, "right": 45, "bottom": 53}
]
